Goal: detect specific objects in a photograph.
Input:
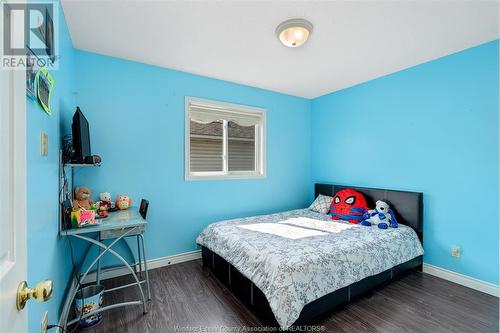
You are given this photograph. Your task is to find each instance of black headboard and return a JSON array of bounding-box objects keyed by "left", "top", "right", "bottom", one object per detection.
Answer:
[{"left": 315, "top": 183, "right": 423, "bottom": 243}]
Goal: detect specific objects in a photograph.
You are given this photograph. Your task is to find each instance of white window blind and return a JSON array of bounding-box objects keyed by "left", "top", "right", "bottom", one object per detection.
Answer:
[{"left": 185, "top": 97, "right": 266, "bottom": 180}]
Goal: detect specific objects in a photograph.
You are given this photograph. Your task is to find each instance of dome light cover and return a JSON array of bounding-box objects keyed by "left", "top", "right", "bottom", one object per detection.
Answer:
[{"left": 276, "top": 18, "right": 313, "bottom": 48}]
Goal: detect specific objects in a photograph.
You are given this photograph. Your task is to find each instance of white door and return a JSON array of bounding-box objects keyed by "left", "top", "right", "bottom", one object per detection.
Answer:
[{"left": 0, "top": 2, "right": 28, "bottom": 332}]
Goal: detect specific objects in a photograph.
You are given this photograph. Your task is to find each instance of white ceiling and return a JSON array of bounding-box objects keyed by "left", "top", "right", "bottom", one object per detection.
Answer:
[{"left": 61, "top": 1, "right": 499, "bottom": 99}]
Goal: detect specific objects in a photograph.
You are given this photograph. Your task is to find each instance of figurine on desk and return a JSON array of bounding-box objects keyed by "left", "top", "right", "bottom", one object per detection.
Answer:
[
  {"left": 116, "top": 195, "right": 131, "bottom": 210},
  {"left": 72, "top": 187, "right": 94, "bottom": 210},
  {"left": 97, "top": 192, "right": 113, "bottom": 217}
]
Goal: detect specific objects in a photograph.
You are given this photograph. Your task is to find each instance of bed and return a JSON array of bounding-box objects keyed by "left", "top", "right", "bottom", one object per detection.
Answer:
[{"left": 196, "top": 184, "right": 424, "bottom": 329}]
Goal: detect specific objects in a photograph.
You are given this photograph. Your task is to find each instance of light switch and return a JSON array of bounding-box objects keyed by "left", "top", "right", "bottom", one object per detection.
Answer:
[{"left": 40, "top": 132, "right": 48, "bottom": 156}]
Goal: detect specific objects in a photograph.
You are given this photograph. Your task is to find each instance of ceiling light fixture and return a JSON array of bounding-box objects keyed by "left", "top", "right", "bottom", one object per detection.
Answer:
[{"left": 276, "top": 18, "right": 313, "bottom": 48}]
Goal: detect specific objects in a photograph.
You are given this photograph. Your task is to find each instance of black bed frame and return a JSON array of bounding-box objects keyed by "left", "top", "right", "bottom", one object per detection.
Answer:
[{"left": 201, "top": 183, "right": 424, "bottom": 327}]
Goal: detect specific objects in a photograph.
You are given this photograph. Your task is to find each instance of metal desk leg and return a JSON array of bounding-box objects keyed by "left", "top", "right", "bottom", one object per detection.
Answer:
[
  {"left": 123, "top": 238, "right": 139, "bottom": 276},
  {"left": 73, "top": 229, "right": 148, "bottom": 315},
  {"left": 139, "top": 233, "right": 151, "bottom": 300},
  {"left": 96, "top": 237, "right": 102, "bottom": 284},
  {"left": 136, "top": 235, "right": 143, "bottom": 278}
]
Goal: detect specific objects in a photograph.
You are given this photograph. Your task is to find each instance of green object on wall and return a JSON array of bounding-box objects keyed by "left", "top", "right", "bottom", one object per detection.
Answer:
[{"left": 35, "top": 67, "right": 55, "bottom": 115}]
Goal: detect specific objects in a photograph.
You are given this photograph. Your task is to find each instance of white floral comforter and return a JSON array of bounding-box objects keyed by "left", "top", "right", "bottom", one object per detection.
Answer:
[{"left": 196, "top": 209, "right": 424, "bottom": 329}]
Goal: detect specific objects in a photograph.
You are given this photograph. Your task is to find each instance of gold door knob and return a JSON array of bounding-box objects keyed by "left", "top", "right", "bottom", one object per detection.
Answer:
[{"left": 16, "top": 280, "right": 53, "bottom": 310}]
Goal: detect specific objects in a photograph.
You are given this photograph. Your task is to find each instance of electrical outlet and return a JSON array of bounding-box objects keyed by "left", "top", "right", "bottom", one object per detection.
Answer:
[
  {"left": 452, "top": 246, "right": 461, "bottom": 258},
  {"left": 41, "top": 311, "right": 48, "bottom": 333},
  {"left": 40, "top": 132, "right": 48, "bottom": 156}
]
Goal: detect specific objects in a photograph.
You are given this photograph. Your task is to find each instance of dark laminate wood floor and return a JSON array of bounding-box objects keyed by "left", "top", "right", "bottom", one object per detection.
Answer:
[{"left": 79, "top": 260, "right": 498, "bottom": 333}]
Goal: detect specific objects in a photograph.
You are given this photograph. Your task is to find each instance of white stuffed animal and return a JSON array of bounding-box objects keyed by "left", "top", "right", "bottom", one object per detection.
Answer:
[
  {"left": 360, "top": 200, "right": 398, "bottom": 229},
  {"left": 98, "top": 192, "right": 112, "bottom": 211}
]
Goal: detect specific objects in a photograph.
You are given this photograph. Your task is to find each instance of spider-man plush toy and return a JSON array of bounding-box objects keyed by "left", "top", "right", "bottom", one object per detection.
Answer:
[{"left": 329, "top": 189, "right": 368, "bottom": 224}]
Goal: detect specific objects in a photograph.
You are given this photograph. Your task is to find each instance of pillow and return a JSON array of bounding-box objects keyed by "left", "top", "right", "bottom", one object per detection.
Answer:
[
  {"left": 309, "top": 194, "right": 334, "bottom": 214},
  {"left": 329, "top": 188, "right": 368, "bottom": 224}
]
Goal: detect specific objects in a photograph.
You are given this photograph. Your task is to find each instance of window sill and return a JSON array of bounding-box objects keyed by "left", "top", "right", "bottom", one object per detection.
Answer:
[{"left": 185, "top": 172, "right": 266, "bottom": 181}]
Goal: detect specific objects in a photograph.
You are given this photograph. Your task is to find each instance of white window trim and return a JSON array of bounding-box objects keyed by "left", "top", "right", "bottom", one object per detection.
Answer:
[{"left": 185, "top": 96, "right": 266, "bottom": 181}]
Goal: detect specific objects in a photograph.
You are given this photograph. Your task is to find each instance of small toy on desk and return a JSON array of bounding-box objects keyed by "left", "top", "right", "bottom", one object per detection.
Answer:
[
  {"left": 72, "top": 186, "right": 94, "bottom": 210},
  {"left": 71, "top": 209, "right": 96, "bottom": 228},
  {"left": 360, "top": 200, "right": 398, "bottom": 229},
  {"left": 96, "top": 211, "right": 108, "bottom": 218},
  {"left": 96, "top": 203, "right": 108, "bottom": 217},
  {"left": 97, "top": 192, "right": 112, "bottom": 217},
  {"left": 98, "top": 192, "right": 112, "bottom": 210},
  {"left": 116, "top": 195, "right": 131, "bottom": 210}
]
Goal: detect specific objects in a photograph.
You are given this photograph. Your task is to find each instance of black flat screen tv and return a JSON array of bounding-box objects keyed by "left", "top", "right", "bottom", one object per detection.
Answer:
[{"left": 72, "top": 106, "right": 92, "bottom": 163}]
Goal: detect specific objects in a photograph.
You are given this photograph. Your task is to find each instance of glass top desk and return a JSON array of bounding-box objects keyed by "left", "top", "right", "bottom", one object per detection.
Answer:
[
  {"left": 60, "top": 208, "right": 150, "bottom": 330},
  {"left": 61, "top": 209, "right": 146, "bottom": 236}
]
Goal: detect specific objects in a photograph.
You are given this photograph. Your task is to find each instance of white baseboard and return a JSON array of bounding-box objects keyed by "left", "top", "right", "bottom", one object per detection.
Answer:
[
  {"left": 423, "top": 263, "right": 499, "bottom": 297},
  {"left": 82, "top": 249, "right": 201, "bottom": 284}
]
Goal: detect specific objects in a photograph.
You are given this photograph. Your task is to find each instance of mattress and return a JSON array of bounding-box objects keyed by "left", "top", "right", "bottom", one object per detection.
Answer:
[{"left": 196, "top": 209, "right": 424, "bottom": 329}]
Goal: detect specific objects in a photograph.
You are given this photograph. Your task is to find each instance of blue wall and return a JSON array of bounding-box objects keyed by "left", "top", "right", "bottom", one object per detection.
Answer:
[
  {"left": 311, "top": 40, "right": 499, "bottom": 284},
  {"left": 26, "top": 2, "right": 77, "bottom": 332},
  {"left": 74, "top": 50, "right": 312, "bottom": 261},
  {"left": 26, "top": 19, "right": 498, "bottom": 332}
]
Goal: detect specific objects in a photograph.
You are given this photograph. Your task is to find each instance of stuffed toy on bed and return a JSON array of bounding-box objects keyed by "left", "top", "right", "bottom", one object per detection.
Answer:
[
  {"left": 360, "top": 200, "right": 398, "bottom": 229},
  {"left": 329, "top": 188, "right": 368, "bottom": 224}
]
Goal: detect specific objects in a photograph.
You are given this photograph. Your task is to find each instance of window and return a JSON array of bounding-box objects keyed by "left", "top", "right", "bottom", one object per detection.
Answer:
[{"left": 185, "top": 97, "right": 266, "bottom": 180}]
